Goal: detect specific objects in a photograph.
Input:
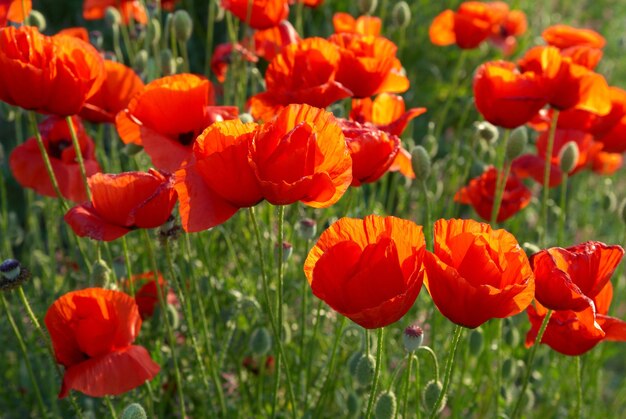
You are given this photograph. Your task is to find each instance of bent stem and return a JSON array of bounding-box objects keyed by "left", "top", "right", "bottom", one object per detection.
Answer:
[
  {"left": 65, "top": 116, "right": 91, "bottom": 201},
  {"left": 365, "top": 327, "right": 386, "bottom": 418},
  {"left": 418, "top": 346, "right": 440, "bottom": 381},
  {"left": 490, "top": 129, "right": 511, "bottom": 225},
  {"left": 511, "top": 309, "right": 553, "bottom": 419},
  {"left": 540, "top": 110, "right": 560, "bottom": 246},
  {"left": 429, "top": 325, "right": 463, "bottom": 419},
  {"left": 104, "top": 396, "right": 118, "bottom": 419}
]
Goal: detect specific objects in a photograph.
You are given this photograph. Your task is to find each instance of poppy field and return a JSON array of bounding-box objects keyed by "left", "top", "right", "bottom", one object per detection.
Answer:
[{"left": 2, "top": 0, "right": 626, "bottom": 418}]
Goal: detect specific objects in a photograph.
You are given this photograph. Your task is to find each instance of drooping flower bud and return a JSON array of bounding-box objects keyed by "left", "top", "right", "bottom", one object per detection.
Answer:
[
  {"left": 133, "top": 50, "right": 149, "bottom": 74},
  {"left": 355, "top": 354, "right": 376, "bottom": 387},
  {"left": 249, "top": 327, "right": 272, "bottom": 356},
  {"left": 423, "top": 380, "right": 445, "bottom": 414},
  {"left": 558, "top": 141, "right": 580, "bottom": 174},
  {"left": 506, "top": 127, "right": 528, "bottom": 162},
  {"left": 411, "top": 146, "right": 431, "bottom": 182},
  {"left": 92, "top": 259, "right": 113, "bottom": 287},
  {"left": 146, "top": 18, "right": 162, "bottom": 47},
  {"left": 173, "top": 10, "right": 193, "bottom": 43},
  {"left": 358, "top": 0, "right": 378, "bottom": 15},
  {"left": 160, "top": 49, "right": 177, "bottom": 76},
  {"left": 28, "top": 10, "right": 47, "bottom": 31},
  {"left": 121, "top": 403, "right": 147, "bottom": 419},
  {"left": 374, "top": 391, "right": 397, "bottom": 419},
  {"left": 468, "top": 328, "right": 484, "bottom": 355},
  {"left": 392, "top": 2, "right": 411, "bottom": 29},
  {"left": 105, "top": 6, "right": 122, "bottom": 28}
]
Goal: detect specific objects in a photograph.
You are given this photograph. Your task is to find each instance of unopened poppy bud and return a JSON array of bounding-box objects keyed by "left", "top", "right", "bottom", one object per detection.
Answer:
[
  {"left": 92, "top": 259, "right": 113, "bottom": 287},
  {"left": 374, "top": 390, "right": 397, "bottom": 419},
  {"left": 558, "top": 141, "right": 579, "bottom": 174},
  {"left": 468, "top": 328, "right": 484, "bottom": 355},
  {"left": 274, "top": 241, "right": 293, "bottom": 264},
  {"left": 0, "top": 259, "right": 30, "bottom": 291},
  {"left": 105, "top": 6, "right": 122, "bottom": 27},
  {"left": 422, "top": 134, "right": 438, "bottom": 158},
  {"left": 423, "top": 380, "right": 445, "bottom": 414},
  {"left": 403, "top": 324, "right": 424, "bottom": 352},
  {"left": 475, "top": 121, "right": 499, "bottom": 143},
  {"left": 411, "top": 146, "right": 431, "bottom": 181},
  {"left": 28, "top": 10, "right": 46, "bottom": 31},
  {"left": 146, "top": 19, "right": 161, "bottom": 47},
  {"left": 173, "top": 10, "right": 193, "bottom": 43},
  {"left": 239, "top": 113, "right": 254, "bottom": 124},
  {"left": 503, "top": 325, "right": 520, "bottom": 347},
  {"left": 160, "top": 49, "right": 176, "bottom": 76},
  {"left": 358, "top": 0, "right": 378, "bottom": 15},
  {"left": 392, "top": 2, "right": 411, "bottom": 29},
  {"left": 249, "top": 327, "right": 272, "bottom": 356},
  {"left": 501, "top": 358, "right": 517, "bottom": 380},
  {"left": 296, "top": 218, "right": 317, "bottom": 240},
  {"left": 133, "top": 50, "right": 149, "bottom": 74},
  {"left": 348, "top": 351, "right": 363, "bottom": 377},
  {"left": 355, "top": 354, "right": 376, "bottom": 387},
  {"left": 346, "top": 391, "right": 360, "bottom": 416},
  {"left": 506, "top": 127, "right": 528, "bottom": 162},
  {"left": 121, "top": 403, "right": 147, "bottom": 419},
  {"left": 522, "top": 242, "right": 541, "bottom": 255},
  {"left": 602, "top": 190, "right": 617, "bottom": 212}
]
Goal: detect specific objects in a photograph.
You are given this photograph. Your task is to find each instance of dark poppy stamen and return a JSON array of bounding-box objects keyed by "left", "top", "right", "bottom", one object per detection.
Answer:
[
  {"left": 178, "top": 131, "right": 196, "bottom": 146},
  {"left": 48, "top": 139, "right": 72, "bottom": 159}
]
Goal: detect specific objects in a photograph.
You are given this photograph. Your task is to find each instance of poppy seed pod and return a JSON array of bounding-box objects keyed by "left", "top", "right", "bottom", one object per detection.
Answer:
[
  {"left": 411, "top": 146, "right": 431, "bottom": 181},
  {"left": 506, "top": 126, "right": 528, "bottom": 162},
  {"left": 355, "top": 354, "right": 376, "bottom": 387},
  {"left": 392, "top": 2, "right": 411, "bottom": 29},
  {"left": 475, "top": 121, "right": 499, "bottom": 143},
  {"left": 146, "top": 18, "right": 161, "bottom": 47},
  {"left": 173, "top": 10, "right": 193, "bottom": 42},
  {"left": 403, "top": 324, "right": 424, "bottom": 352},
  {"left": 105, "top": 6, "right": 122, "bottom": 27},
  {"left": 558, "top": 141, "right": 580, "bottom": 174},
  {"left": 91, "top": 259, "right": 113, "bottom": 287},
  {"left": 374, "top": 391, "right": 397, "bottom": 419},
  {"left": 347, "top": 392, "right": 360, "bottom": 416},
  {"left": 121, "top": 403, "right": 147, "bottom": 419},
  {"left": 133, "top": 50, "right": 149, "bottom": 74},
  {"left": 423, "top": 380, "right": 445, "bottom": 414},
  {"left": 249, "top": 327, "right": 272, "bottom": 356}
]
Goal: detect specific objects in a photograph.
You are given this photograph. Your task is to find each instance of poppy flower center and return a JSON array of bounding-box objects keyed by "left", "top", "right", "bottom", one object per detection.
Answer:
[
  {"left": 178, "top": 131, "right": 197, "bottom": 146},
  {"left": 48, "top": 139, "right": 72, "bottom": 159}
]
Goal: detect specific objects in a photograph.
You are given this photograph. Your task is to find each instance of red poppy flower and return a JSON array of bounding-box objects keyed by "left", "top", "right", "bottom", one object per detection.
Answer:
[
  {"left": 56, "top": 27, "right": 90, "bottom": 42},
  {"left": 210, "top": 42, "right": 258, "bottom": 83},
  {"left": 175, "top": 119, "right": 264, "bottom": 232},
  {"left": 289, "top": 0, "right": 323, "bottom": 7},
  {"left": 542, "top": 24, "right": 606, "bottom": 50},
  {"left": 338, "top": 119, "right": 401, "bottom": 186},
  {"left": 511, "top": 154, "right": 563, "bottom": 188},
  {"left": 536, "top": 128, "right": 601, "bottom": 174},
  {"left": 253, "top": 20, "right": 300, "bottom": 61},
  {"left": 591, "top": 151, "right": 622, "bottom": 174},
  {"left": 530, "top": 241, "right": 624, "bottom": 313},
  {"left": 9, "top": 116, "right": 100, "bottom": 202},
  {"left": 304, "top": 215, "right": 426, "bottom": 329},
  {"left": 473, "top": 61, "right": 547, "bottom": 129},
  {"left": 424, "top": 218, "right": 535, "bottom": 329},
  {"left": 429, "top": 2, "right": 503, "bottom": 49},
  {"left": 160, "top": 0, "right": 181, "bottom": 11},
  {"left": 518, "top": 46, "right": 610, "bottom": 115},
  {"left": 45, "top": 288, "right": 160, "bottom": 398},
  {"left": 0, "top": 26, "right": 105, "bottom": 116},
  {"left": 249, "top": 104, "right": 352, "bottom": 207},
  {"left": 126, "top": 272, "right": 179, "bottom": 320},
  {"left": 526, "top": 282, "right": 626, "bottom": 356},
  {"left": 489, "top": 7, "right": 526, "bottom": 55},
  {"left": 350, "top": 93, "right": 427, "bottom": 137},
  {"left": 64, "top": 169, "right": 178, "bottom": 241},
  {"left": 332, "top": 12, "right": 382, "bottom": 37},
  {"left": 454, "top": 167, "right": 531, "bottom": 222},
  {"left": 116, "top": 74, "right": 238, "bottom": 172},
  {"left": 560, "top": 45, "right": 603, "bottom": 70},
  {"left": 329, "top": 33, "right": 409, "bottom": 98},
  {"left": 221, "top": 0, "right": 289, "bottom": 30},
  {"left": 80, "top": 60, "right": 144, "bottom": 123},
  {"left": 1, "top": 0, "right": 31, "bottom": 27},
  {"left": 83, "top": 0, "right": 148, "bottom": 25},
  {"left": 248, "top": 37, "right": 352, "bottom": 121}
]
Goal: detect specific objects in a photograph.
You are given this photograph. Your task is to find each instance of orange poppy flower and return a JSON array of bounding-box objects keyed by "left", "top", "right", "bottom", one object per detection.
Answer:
[
  {"left": 350, "top": 93, "right": 427, "bottom": 137},
  {"left": 0, "top": 26, "right": 105, "bottom": 116},
  {"left": 289, "top": 0, "right": 323, "bottom": 7},
  {"left": 174, "top": 119, "right": 264, "bottom": 232},
  {"left": 592, "top": 151, "right": 623, "bottom": 174},
  {"left": 249, "top": 104, "right": 352, "bottom": 207},
  {"left": 56, "top": 27, "right": 90, "bottom": 42},
  {"left": 518, "top": 46, "right": 610, "bottom": 115},
  {"left": 1, "top": 0, "right": 31, "bottom": 27},
  {"left": 253, "top": 20, "right": 300, "bottom": 61},
  {"left": 530, "top": 241, "right": 624, "bottom": 313},
  {"left": 126, "top": 272, "right": 179, "bottom": 320},
  {"left": 591, "top": 87, "right": 626, "bottom": 153},
  {"left": 210, "top": 42, "right": 258, "bottom": 83},
  {"left": 329, "top": 33, "right": 409, "bottom": 98},
  {"left": 83, "top": 0, "right": 148, "bottom": 25},
  {"left": 526, "top": 282, "right": 626, "bottom": 356},
  {"left": 9, "top": 116, "right": 100, "bottom": 203},
  {"left": 64, "top": 169, "right": 178, "bottom": 242},
  {"left": 332, "top": 12, "right": 382, "bottom": 37},
  {"left": 304, "top": 215, "right": 426, "bottom": 329},
  {"left": 248, "top": 37, "right": 352, "bottom": 122},
  {"left": 116, "top": 74, "right": 238, "bottom": 172},
  {"left": 487, "top": 3, "right": 527, "bottom": 55},
  {"left": 338, "top": 119, "right": 401, "bottom": 186},
  {"left": 45, "top": 288, "right": 160, "bottom": 398},
  {"left": 221, "top": 0, "right": 289, "bottom": 30},
  {"left": 424, "top": 218, "right": 535, "bottom": 329},
  {"left": 473, "top": 61, "right": 547, "bottom": 129},
  {"left": 430, "top": 2, "right": 503, "bottom": 49},
  {"left": 80, "top": 60, "right": 144, "bottom": 123},
  {"left": 560, "top": 45, "right": 603, "bottom": 70},
  {"left": 542, "top": 24, "right": 606, "bottom": 50},
  {"left": 454, "top": 167, "right": 531, "bottom": 223}
]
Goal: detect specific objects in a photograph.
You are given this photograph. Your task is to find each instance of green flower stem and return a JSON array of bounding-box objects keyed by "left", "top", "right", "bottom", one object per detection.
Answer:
[
  {"left": 178, "top": 40, "right": 190, "bottom": 73},
  {"left": 304, "top": 299, "right": 323, "bottom": 409},
  {"left": 365, "top": 327, "right": 386, "bottom": 418},
  {"left": 104, "top": 396, "right": 118, "bottom": 419},
  {"left": 490, "top": 129, "right": 511, "bottom": 225},
  {"left": 540, "top": 110, "right": 560, "bottom": 246},
  {"left": 429, "top": 325, "right": 463, "bottom": 419},
  {"left": 272, "top": 204, "right": 286, "bottom": 417},
  {"left": 247, "top": 207, "right": 297, "bottom": 418},
  {"left": 27, "top": 112, "right": 68, "bottom": 211},
  {"left": 313, "top": 316, "right": 347, "bottom": 417},
  {"left": 401, "top": 354, "right": 413, "bottom": 417},
  {"left": 65, "top": 116, "right": 91, "bottom": 201},
  {"left": 1, "top": 295, "right": 48, "bottom": 418},
  {"left": 299, "top": 238, "right": 311, "bottom": 400},
  {"left": 118, "top": 22, "right": 136, "bottom": 63},
  {"left": 434, "top": 50, "right": 468, "bottom": 140},
  {"left": 418, "top": 346, "right": 440, "bottom": 381},
  {"left": 121, "top": 236, "right": 135, "bottom": 296},
  {"left": 494, "top": 319, "right": 503, "bottom": 417},
  {"left": 511, "top": 309, "right": 553, "bottom": 419},
  {"left": 576, "top": 356, "right": 583, "bottom": 418},
  {"left": 413, "top": 354, "right": 421, "bottom": 419},
  {"left": 557, "top": 173, "right": 569, "bottom": 245},
  {"left": 420, "top": 179, "right": 433, "bottom": 252},
  {"left": 141, "top": 229, "right": 187, "bottom": 418},
  {"left": 203, "top": 0, "right": 217, "bottom": 76}
]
